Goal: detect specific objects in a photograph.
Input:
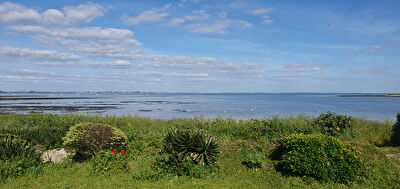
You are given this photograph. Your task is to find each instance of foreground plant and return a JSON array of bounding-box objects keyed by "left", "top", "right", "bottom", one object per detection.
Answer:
[
  {"left": 90, "top": 149, "right": 130, "bottom": 175},
  {"left": 155, "top": 128, "right": 221, "bottom": 178},
  {"left": 163, "top": 128, "right": 219, "bottom": 165},
  {"left": 314, "top": 111, "right": 355, "bottom": 136},
  {"left": 275, "top": 133, "right": 364, "bottom": 183},
  {"left": 62, "top": 123, "right": 128, "bottom": 160},
  {"left": 0, "top": 134, "right": 42, "bottom": 182},
  {"left": 277, "top": 134, "right": 364, "bottom": 183}
]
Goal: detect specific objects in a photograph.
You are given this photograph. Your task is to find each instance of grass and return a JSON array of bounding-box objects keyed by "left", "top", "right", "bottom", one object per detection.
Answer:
[{"left": 0, "top": 112, "right": 399, "bottom": 188}]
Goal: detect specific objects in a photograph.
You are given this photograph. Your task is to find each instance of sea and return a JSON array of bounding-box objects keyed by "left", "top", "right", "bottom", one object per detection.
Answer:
[{"left": 0, "top": 92, "right": 399, "bottom": 121}]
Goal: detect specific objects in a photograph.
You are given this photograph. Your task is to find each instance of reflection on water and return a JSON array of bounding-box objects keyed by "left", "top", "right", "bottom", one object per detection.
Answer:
[{"left": 0, "top": 92, "right": 399, "bottom": 120}]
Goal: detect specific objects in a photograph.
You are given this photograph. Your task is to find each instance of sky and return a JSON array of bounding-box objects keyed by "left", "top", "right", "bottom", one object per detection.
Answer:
[{"left": 0, "top": 0, "right": 399, "bottom": 93}]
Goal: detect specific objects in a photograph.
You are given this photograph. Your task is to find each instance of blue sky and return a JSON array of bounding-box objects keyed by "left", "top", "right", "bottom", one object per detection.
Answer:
[{"left": 0, "top": 0, "right": 399, "bottom": 92}]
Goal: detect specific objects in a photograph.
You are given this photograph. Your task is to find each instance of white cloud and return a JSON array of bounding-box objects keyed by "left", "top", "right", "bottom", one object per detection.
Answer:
[
  {"left": 184, "top": 10, "right": 209, "bottom": 21},
  {"left": 303, "top": 44, "right": 360, "bottom": 49},
  {"left": 262, "top": 15, "right": 274, "bottom": 24},
  {"left": 347, "top": 68, "right": 395, "bottom": 77},
  {"left": 363, "top": 46, "right": 382, "bottom": 54},
  {"left": 187, "top": 20, "right": 251, "bottom": 34},
  {"left": 168, "top": 18, "right": 185, "bottom": 26},
  {"left": 140, "top": 55, "right": 262, "bottom": 71},
  {"left": 9, "top": 25, "right": 142, "bottom": 59},
  {"left": 188, "top": 22, "right": 231, "bottom": 34},
  {"left": 0, "top": 2, "right": 41, "bottom": 24},
  {"left": 233, "top": 20, "right": 252, "bottom": 28},
  {"left": 9, "top": 69, "right": 58, "bottom": 77},
  {"left": 42, "top": 9, "right": 65, "bottom": 25},
  {"left": 229, "top": 2, "right": 246, "bottom": 9},
  {"left": 0, "top": 46, "right": 79, "bottom": 63},
  {"left": 8, "top": 25, "right": 136, "bottom": 42},
  {"left": 252, "top": 8, "right": 274, "bottom": 15},
  {"left": 281, "top": 63, "right": 326, "bottom": 73},
  {"left": 250, "top": 8, "right": 275, "bottom": 24},
  {"left": 32, "top": 35, "right": 142, "bottom": 59},
  {"left": 87, "top": 60, "right": 133, "bottom": 69},
  {"left": 121, "top": 4, "right": 170, "bottom": 25},
  {"left": 113, "top": 71, "right": 208, "bottom": 78},
  {"left": 62, "top": 3, "right": 105, "bottom": 25},
  {"left": 0, "top": 2, "right": 105, "bottom": 26}
]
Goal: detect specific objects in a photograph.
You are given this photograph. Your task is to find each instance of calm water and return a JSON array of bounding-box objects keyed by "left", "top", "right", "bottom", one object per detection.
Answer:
[{"left": 0, "top": 92, "right": 399, "bottom": 121}]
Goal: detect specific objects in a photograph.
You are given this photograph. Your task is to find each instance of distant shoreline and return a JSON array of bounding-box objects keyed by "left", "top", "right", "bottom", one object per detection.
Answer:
[{"left": 340, "top": 94, "right": 400, "bottom": 97}]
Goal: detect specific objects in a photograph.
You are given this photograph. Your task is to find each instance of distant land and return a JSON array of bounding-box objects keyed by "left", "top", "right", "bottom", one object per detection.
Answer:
[{"left": 340, "top": 93, "right": 400, "bottom": 97}]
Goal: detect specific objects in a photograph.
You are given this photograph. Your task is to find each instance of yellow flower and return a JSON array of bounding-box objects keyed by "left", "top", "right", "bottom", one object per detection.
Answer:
[
  {"left": 336, "top": 127, "right": 341, "bottom": 131},
  {"left": 255, "top": 168, "right": 258, "bottom": 172}
]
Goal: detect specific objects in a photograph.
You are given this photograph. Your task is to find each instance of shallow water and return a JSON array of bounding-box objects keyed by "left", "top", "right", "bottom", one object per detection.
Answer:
[{"left": 0, "top": 92, "right": 399, "bottom": 120}]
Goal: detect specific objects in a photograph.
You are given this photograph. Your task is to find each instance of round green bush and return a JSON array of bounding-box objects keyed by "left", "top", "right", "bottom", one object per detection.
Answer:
[
  {"left": 62, "top": 123, "right": 127, "bottom": 157},
  {"left": 276, "top": 133, "right": 364, "bottom": 183},
  {"left": 0, "top": 134, "right": 42, "bottom": 182},
  {"left": 314, "top": 111, "right": 355, "bottom": 136}
]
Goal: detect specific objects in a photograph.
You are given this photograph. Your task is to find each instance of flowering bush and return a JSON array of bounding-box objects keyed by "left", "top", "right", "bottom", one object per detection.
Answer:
[
  {"left": 314, "top": 111, "right": 355, "bottom": 136},
  {"left": 90, "top": 150, "right": 130, "bottom": 175}
]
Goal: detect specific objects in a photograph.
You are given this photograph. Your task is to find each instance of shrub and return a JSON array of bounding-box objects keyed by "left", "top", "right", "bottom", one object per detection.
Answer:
[
  {"left": 62, "top": 123, "right": 127, "bottom": 158},
  {"left": 391, "top": 112, "right": 400, "bottom": 146},
  {"left": 155, "top": 128, "right": 220, "bottom": 178},
  {"left": 0, "top": 134, "right": 42, "bottom": 182},
  {"left": 276, "top": 134, "right": 364, "bottom": 183},
  {"left": 240, "top": 146, "right": 266, "bottom": 169},
  {"left": 90, "top": 150, "right": 130, "bottom": 175},
  {"left": 314, "top": 111, "right": 355, "bottom": 136}
]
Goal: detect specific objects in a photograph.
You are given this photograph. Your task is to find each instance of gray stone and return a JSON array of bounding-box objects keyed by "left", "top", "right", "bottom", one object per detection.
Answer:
[{"left": 41, "top": 148, "right": 73, "bottom": 163}]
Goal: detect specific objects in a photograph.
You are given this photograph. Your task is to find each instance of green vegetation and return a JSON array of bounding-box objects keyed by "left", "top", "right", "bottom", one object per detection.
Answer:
[
  {"left": 390, "top": 112, "right": 400, "bottom": 146},
  {"left": 63, "top": 122, "right": 128, "bottom": 159},
  {"left": 153, "top": 128, "right": 220, "bottom": 178},
  {"left": 0, "top": 112, "right": 399, "bottom": 188},
  {"left": 0, "top": 134, "right": 42, "bottom": 182},
  {"left": 314, "top": 111, "right": 355, "bottom": 136},
  {"left": 89, "top": 150, "right": 130, "bottom": 175},
  {"left": 276, "top": 134, "right": 364, "bottom": 183}
]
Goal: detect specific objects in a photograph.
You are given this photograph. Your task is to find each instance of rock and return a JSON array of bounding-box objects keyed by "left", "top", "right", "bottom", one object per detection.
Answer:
[
  {"left": 386, "top": 154, "right": 400, "bottom": 159},
  {"left": 41, "top": 148, "right": 73, "bottom": 163}
]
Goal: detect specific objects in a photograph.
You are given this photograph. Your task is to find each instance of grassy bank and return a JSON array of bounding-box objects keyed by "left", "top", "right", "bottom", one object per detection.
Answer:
[{"left": 0, "top": 112, "right": 399, "bottom": 188}]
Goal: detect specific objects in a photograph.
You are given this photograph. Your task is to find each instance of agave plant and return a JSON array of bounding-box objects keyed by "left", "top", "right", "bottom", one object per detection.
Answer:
[
  {"left": 0, "top": 134, "right": 40, "bottom": 161},
  {"left": 163, "top": 129, "right": 219, "bottom": 165}
]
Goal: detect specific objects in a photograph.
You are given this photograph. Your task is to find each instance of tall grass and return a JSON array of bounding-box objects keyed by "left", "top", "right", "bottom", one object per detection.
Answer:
[{"left": 0, "top": 112, "right": 399, "bottom": 188}]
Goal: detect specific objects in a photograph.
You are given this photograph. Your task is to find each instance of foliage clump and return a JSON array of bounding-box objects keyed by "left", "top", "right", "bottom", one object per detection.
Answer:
[
  {"left": 0, "top": 134, "right": 42, "bottom": 182},
  {"left": 241, "top": 146, "right": 267, "bottom": 169},
  {"left": 90, "top": 150, "right": 130, "bottom": 175},
  {"left": 155, "top": 128, "right": 220, "bottom": 178},
  {"left": 314, "top": 111, "right": 355, "bottom": 136},
  {"left": 62, "top": 123, "right": 127, "bottom": 158},
  {"left": 390, "top": 112, "right": 400, "bottom": 146},
  {"left": 275, "top": 133, "right": 364, "bottom": 183}
]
